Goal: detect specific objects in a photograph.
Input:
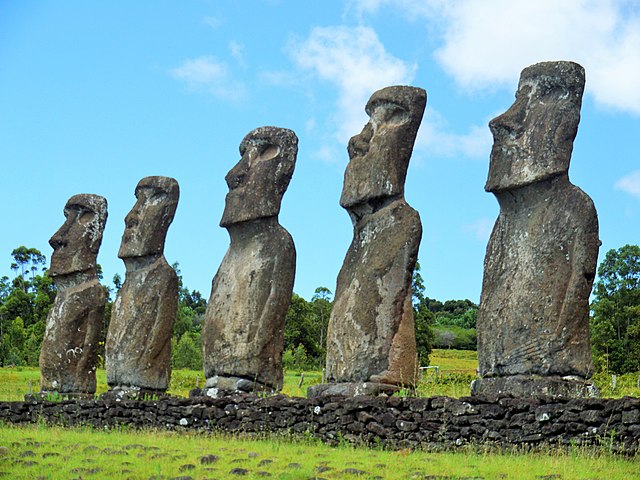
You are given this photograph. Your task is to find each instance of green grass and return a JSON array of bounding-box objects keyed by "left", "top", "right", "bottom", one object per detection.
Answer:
[
  {"left": 429, "top": 348, "right": 479, "bottom": 373},
  {"left": 0, "top": 367, "right": 41, "bottom": 402},
  {"left": 0, "top": 367, "right": 323, "bottom": 401},
  {"left": 0, "top": 423, "right": 638, "bottom": 479},
  {"left": 591, "top": 371, "right": 640, "bottom": 398}
]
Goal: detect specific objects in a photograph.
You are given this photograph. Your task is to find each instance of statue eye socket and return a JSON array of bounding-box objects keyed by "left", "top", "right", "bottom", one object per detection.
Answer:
[
  {"left": 66, "top": 205, "right": 94, "bottom": 224},
  {"left": 258, "top": 144, "right": 280, "bottom": 160},
  {"left": 151, "top": 191, "right": 167, "bottom": 202},
  {"left": 77, "top": 211, "right": 95, "bottom": 224},
  {"left": 67, "top": 204, "right": 88, "bottom": 216},
  {"left": 371, "top": 103, "right": 408, "bottom": 127},
  {"left": 136, "top": 186, "right": 167, "bottom": 203}
]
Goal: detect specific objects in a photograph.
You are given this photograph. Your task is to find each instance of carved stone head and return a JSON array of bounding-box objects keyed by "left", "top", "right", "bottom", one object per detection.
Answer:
[
  {"left": 340, "top": 86, "right": 426, "bottom": 210},
  {"left": 486, "top": 61, "right": 585, "bottom": 192},
  {"left": 118, "top": 176, "right": 179, "bottom": 259},
  {"left": 49, "top": 194, "right": 108, "bottom": 277},
  {"left": 220, "top": 126, "right": 298, "bottom": 227}
]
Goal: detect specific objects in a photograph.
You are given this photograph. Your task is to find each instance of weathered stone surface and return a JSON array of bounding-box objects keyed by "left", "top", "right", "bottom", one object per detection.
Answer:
[
  {"left": 3, "top": 395, "right": 640, "bottom": 455},
  {"left": 105, "top": 176, "right": 179, "bottom": 394},
  {"left": 471, "top": 375, "right": 596, "bottom": 398},
  {"left": 475, "top": 61, "right": 599, "bottom": 397},
  {"left": 323, "top": 86, "right": 425, "bottom": 393},
  {"left": 39, "top": 194, "right": 108, "bottom": 395},
  {"left": 202, "top": 127, "right": 297, "bottom": 392},
  {"left": 307, "top": 382, "right": 400, "bottom": 398}
]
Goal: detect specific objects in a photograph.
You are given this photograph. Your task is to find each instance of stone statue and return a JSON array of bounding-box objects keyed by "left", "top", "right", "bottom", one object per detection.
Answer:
[
  {"left": 309, "top": 86, "right": 425, "bottom": 398},
  {"left": 201, "top": 126, "right": 297, "bottom": 394},
  {"left": 39, "top": 194, "right": 108, "bottom": 397},
  {"left": 472, "top": 61, "right": 599, "bottom": 398},
  {"left": 105, "top": 176, "right": 179, "bottom": 398}
]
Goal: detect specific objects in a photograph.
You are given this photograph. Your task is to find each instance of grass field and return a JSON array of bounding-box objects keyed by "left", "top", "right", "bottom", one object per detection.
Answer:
[
  {"left": 0, "top": 423, "right": 638, "bottom": 479},
  {"left": 429, "top": 348, "right": 478, "bottom": 373},
  {"left": 0, "top": 368, "right": 323, "bottom": 402},
  {"left": 2, "top": 349, "right": 639, "bottom": 401}
]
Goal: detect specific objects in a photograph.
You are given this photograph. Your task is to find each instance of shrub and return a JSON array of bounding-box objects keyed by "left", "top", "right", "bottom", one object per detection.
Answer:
[
  {"left": 433, "top": 326, "right": 477, "bottom": 350},
  {"left": 172, "top": 332, "right": 202, "bottom": 370}
]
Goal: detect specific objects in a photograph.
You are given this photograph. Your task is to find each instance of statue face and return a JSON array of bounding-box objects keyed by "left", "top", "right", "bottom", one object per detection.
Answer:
[
  {"left": 220, "top": 126, "right": 297, "bottom": 227},
  {"left": 118, "top": 176, "right": 179, "bottom": 258},
  {"left": 340, "top": 86, "right": 426, "bottom": 210},
  {"left": 485, "top": 61, "right": 585, "bottom": 192},
  {"left": 49, "top": 194, "right": 107, "bottom": 277}
]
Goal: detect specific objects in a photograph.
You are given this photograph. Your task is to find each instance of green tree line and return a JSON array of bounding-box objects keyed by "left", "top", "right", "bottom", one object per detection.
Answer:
[
  {"left": 0, "top": 247, "right": 54, "bottom": 366},
  {"left": 590, "top": 244, "right": 640, "bottom": 374}
]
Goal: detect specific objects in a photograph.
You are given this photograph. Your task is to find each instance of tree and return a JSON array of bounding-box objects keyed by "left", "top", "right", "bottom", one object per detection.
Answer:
[
  {"left": 284, "top": 294, "right": 319, "bottom": 360},
  {"left": 112, "top": 273, "right": 122, "bottom": 293},
  {"left": 11, "top": 246, "right": 46, "bottom": 284},
  {"left": 311, "top": 286, "right": 332, "bottom": 354},
  {"left": 282, "top": 288, "right": 334, "bottom": 369},
  {"left": 411, "top": 261, "right": 478, "bottom": 357},
  {"left": 0, "top": 247, "right": 54, "bottom": 366},
  {"left": 412, "top": 261, "right": 435, "bottom": 365},
  {"left": 2, "top": 317, "right": 27, "bottom": 365},
  {"left": 414, "top": 301, "right": 435, "bottom": 365},
  {"left": 590, "top": 245, "right": 640, "bottom": 373},
  {"left": 170, "top": 261, "right": 206, "bottom": 339},
  {"left": 172, "top": 332, "right": 202, "bottom": 370}
]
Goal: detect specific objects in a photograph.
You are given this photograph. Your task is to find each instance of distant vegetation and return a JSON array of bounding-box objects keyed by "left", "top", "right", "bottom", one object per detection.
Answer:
[{"left": 589, "top": 244, "right": 640, "bottom": 374}]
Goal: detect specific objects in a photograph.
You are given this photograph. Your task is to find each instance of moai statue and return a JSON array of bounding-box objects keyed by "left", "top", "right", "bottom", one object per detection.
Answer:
[
  {"left": 201, "top": 127, "right": 297, "bottom": 394},
  {"left": 39, "top": 194, "right": 108, "bottom": 398},
  {"left": 105, "top": 176, "right": 179, "bottom": 398},
  {"left": 308, "top": 86, "right": 426, "bottom": 398},
  {"left": 472, "top": 61, "right": 599, "bottom": 398}
]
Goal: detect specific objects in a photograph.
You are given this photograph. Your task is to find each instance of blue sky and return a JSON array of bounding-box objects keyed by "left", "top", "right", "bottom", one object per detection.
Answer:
[{"left": 1, "top": 0, "right": 639, "bottom": 303}]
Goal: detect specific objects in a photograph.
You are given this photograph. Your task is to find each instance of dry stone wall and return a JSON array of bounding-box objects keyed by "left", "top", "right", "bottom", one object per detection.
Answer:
[{"left": 2, "top": 394, "right": 639, "bottom": 454}]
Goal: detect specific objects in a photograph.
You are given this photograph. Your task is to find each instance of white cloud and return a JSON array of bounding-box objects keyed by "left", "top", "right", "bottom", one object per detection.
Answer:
[
  {"left": 229, "top": 40, "right": 247, "bottom": 68},
  {"left": 203, "top": 16, "right": 222, "bottom": 29},
  {"left": 352, "top": 0, "right": 640, "bottom": 115},
  {"left": 464, "top": 217, "right": 494, "bottom": 241},
  {"left": 314, "top": 145, "right": 343, "bottom": 165},
  {"left": 259, "top": 70, "right": 298, "bottom": 88},
  {"left": 416, "top": 109, "right": 492, "bottom": 160},
  {"left": 171, "top": 56, "right": 245, "bottom": 101},
  {"left": 305, "top": 117, "right": 317, "bottom": 133},
  {"left": 289, "top": 25, "right": 416, "bottom": 143},
  {"left": 615, "top": 170, "right": 640, "bottom": 198},
  {"left": 347, "top": 0, "right": 447, "bottom": 19}
]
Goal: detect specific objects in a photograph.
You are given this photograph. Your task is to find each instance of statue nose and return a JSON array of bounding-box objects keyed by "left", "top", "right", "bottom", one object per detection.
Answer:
[
  {"left": 49, "top": 235, "right": 65, "bottom": 249},
  {"left": 124, "top": 209, "right": 140, "bottom": 228},
  {"left": 490, "top": 96, "right": 527, "bottom": 139},
  {"left": 348, "top": 122, "right": 373, "bottom": 159},
  {"left": 348, "top": 133, "right": 369, "bottom": 158},
  {"left": 49, "top": 220, "right": 71, "bottom": 249},
  {"left": 226, "top": 171, "right": 245, "bottom": 189},
  {"left": 489, "top": 111, "right": 523, "bottom": 139},
  {"left": 225, "top": 158, "right": 249, "bottom": 189}
]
